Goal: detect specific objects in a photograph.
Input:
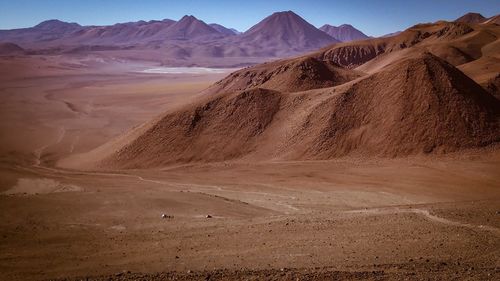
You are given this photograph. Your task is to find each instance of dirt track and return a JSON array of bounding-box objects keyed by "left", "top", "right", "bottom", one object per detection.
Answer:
[{"left": 1, "top": 157, "right": 499, "bottom": 280}]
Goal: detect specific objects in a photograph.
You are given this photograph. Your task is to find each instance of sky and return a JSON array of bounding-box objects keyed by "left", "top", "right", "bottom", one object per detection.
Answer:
[{"left": 0, "top": 0, "right": 499, "bottom": 36}]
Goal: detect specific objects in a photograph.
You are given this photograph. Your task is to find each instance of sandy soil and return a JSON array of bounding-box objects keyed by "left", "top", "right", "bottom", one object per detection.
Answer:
[{"left": 0, "top": 55, "right": 499, "bottom": 281}]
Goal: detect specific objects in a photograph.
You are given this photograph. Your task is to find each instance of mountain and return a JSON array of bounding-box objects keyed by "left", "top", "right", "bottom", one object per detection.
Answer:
[
  {"left": 64, "top": 20, "right": 177, "bottom": 45},
  {"left": 316, "top": 21, "right": 476, "bottom": 69},
  {"left": 237, "top": 11, "right": 339, "bottom": 55},
  {"left": 59, "top": 51, "right": 500, "bottom": 169},
  {"left": 0, "top": 11, "right": 340, "bottom": 59},
  {"left": 59, "top": 19, "right": 500, "bottom": 169},
  {"left": 160, "top": 15, "right": 222, "bottom": 40},
  {"left": 211, "top": 56, "right": 362, "bottom": 93},
  {"left": 455, "top": 12, "right": 487, "bottom": 24},
  {"left": 0, "top": 19, "right": 82, "bottom": 45},
  {"left": 0, "top": 16, "right": 224, "bottom": 46},
  {"left": 6, "top": 11, "right": 496, "bottom": 68},
  {"left": 301, "top": 53, "right": 499, "bottom": 158},
  {"left": 319, "top": 24, "right": 369, "bottom": 42},
  {"left": 209, "top": 23, "right": 239, "bottom": 35},
  {"left": 34, "top": 19, "right": 81, "bottom": 32}
]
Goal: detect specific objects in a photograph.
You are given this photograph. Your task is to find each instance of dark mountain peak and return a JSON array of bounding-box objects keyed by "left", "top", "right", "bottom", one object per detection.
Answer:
[
  {"left": 272, "top": 10, "right": 298, "bottom": 16},
  {"left": 240, "top": 11, "right": 338, "bottom": 55},
  {"left": 175, "top": 15, "right": 210, "bottom": 27},
  {"left": 35, "top": 19, "right": 81, "bottom": 30},
  {"left": 179, "top": 15, "right": 198, "bottom": 22},
  {"left": 265, "top": 10, "right": 306, "bottom": 22},
  {"left": 455, "top": 12, "right": 487, "bottom": 23},
  {"left": 161, "top": 14, "right": 221, "bottom": 39},
  {"left": 245, "top": 10, "right": 333, "bottom": 36},
  {"left": 461, "top": 12, "right": 485, "bottom": 18}
]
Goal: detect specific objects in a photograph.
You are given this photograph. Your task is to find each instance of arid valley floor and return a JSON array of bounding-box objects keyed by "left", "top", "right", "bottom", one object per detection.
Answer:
[{"left": 0, "top": 54, "right": 499, "bottom": 280}]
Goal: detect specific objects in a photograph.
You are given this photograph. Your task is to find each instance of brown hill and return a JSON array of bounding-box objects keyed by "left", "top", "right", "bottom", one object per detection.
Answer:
[
  {"left": 60, "top": 88, "right": 283, "bottom": 169},
  {"left": 208, "top": 56, "right": 362, "bottom": 93},
  {"left": 297, "top": 53, "right": 500, "bottom": 158},
  {"left": 59, "top": 52, "right": 500, "bottom": 169},
  {"left": 58, "top": 19, "right": 500, "bottom": 169},
  {"left": 315, "top": 21, "right": 475, "bottom": 69}
]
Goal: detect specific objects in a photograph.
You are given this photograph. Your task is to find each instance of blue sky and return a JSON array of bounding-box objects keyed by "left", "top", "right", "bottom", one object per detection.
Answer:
[{"left": 0, "top": 0, "right": 499, "bottom": 36}]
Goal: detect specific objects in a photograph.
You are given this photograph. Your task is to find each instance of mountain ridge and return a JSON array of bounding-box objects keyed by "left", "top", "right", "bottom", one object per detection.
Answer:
[
  {"left": 319, "top": 24, "right": 369, "bottom": 42},
  {"left": 0, "top": 11, "right": 341, "bottom": 60}
]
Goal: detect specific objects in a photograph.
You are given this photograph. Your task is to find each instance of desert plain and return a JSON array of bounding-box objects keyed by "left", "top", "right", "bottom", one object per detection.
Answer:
[{"left": 0, "top": 53, "right": 498, "bottom": 281}]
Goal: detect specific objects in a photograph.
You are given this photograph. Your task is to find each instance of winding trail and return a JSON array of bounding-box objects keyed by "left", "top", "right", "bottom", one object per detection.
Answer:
[
  {"left": 345, "top": 207, "right": 500, "bottom": 235},
  {"left": 14, "top": 162, "right": 500, "bottom": 232},
  {"left": 16, "top": 163, "right": 301, "bottom": 214},
  {"left": 136, "top": 176, "right": 300, "bottom": 213}
]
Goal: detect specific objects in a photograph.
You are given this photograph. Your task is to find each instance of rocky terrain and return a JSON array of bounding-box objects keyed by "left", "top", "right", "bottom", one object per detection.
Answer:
[
  {"left": 0, "top": 10, "right": 499, "bottom": 281},
  {"left": 59, "top": 19, "right": 500, "bottom": 170}
]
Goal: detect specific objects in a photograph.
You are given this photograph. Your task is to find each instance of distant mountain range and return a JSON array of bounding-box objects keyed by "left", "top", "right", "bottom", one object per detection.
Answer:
[
  {"left": 0, "top": 11, "right": 354, "bottom": 64},
  {"left": 1, "top": 11, "right": 496, "bottom": 67}
]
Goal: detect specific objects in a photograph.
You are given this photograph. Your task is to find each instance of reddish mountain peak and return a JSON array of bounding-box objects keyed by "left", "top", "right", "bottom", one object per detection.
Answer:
[
  {"left": 178, "top": 15, "right": 197, "bottom": 22},
  {"left": 242, "top": 11, "right": 338, "bottom": 45},
  {"left": 160, "top": 14, "right": 221, "bottom": 40},
  {"left": 247, "top": 10, "right": 312, "bottom": 29},
  {"left": 174, "top": 15, "right": 211, "bottom": 28},
  {"left": 454, "top": 12, "right": 487, "bottom": 23}
]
